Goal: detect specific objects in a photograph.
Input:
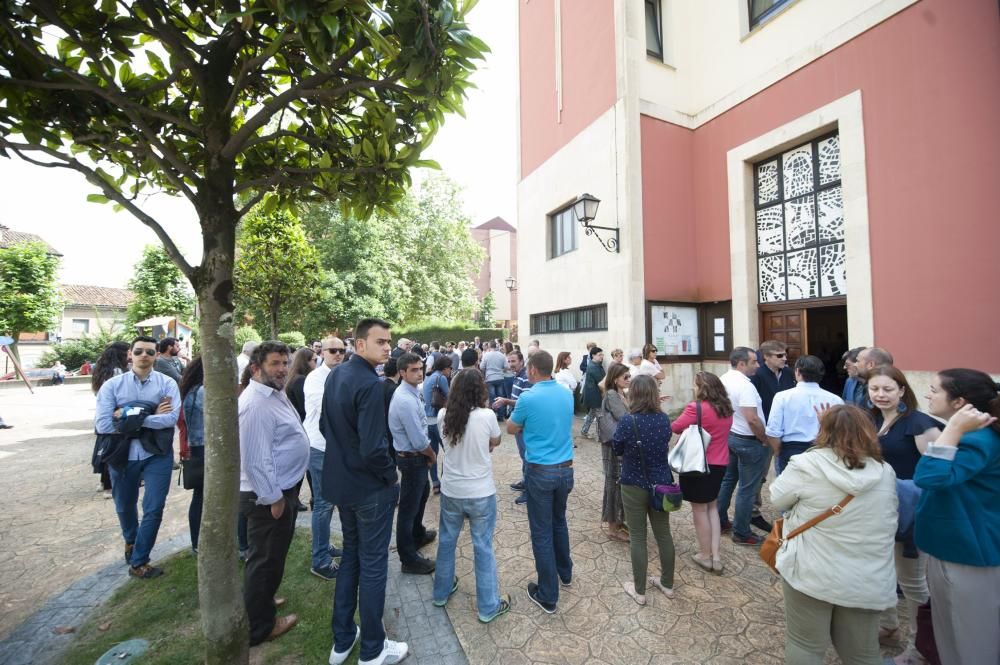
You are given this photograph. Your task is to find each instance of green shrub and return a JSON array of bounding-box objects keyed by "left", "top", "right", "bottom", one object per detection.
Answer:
[
  {"left": 37, "top": 328, "right": 131, "bottom": 370},
  {"left": 278, "top": 331, "right": 306, "bottom": 348},
  {"left": 392, "top": 320, "right": 508, "bottom": 345},
  {"left": 234, "top": 325, "right": 262, "bottom": 349}
]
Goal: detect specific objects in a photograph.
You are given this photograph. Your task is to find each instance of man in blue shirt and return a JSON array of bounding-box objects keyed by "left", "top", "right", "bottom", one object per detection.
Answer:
[
  {"left": 508, "top": 351, "right": 574, "bottom": 614},
  {"left": 323, "top": 318, "right": 408, "bottom": 665},
  {"left": 94, "top": 335, "right": 180, "bottom": 579},
  {"left": 389, "top": 352, "right": 438, "bottom": 575}
]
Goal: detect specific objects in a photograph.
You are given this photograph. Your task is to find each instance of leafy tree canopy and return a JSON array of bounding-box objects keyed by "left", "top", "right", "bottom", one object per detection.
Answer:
[
  {"left": 126, "top": 244, "right": 196, "bottom": 325},
  {"left": 0, "top": 241, "right": 62, "bottom": 345}
]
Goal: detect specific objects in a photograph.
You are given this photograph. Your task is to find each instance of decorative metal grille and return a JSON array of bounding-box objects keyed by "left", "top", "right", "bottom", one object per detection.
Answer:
[{"left": 754, "top": 132, "right": 844, "bottom": 303}]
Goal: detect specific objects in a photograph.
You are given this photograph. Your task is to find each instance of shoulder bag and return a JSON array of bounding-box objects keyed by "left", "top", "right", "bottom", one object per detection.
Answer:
[
  {"left": 597, "top": 393, "right": 618, "bottom": 444},
  {"left": 668, "top": 401, "right": 711, "bottom": 476},
  {"left": 759, "top": 494, "right": 855, "bottom": 574},
  {"left": 632, "top": 416, "right": 682, "bottom": 513},
  {"left": 431, "top": 374, "right": 448, "bottom": 410}
]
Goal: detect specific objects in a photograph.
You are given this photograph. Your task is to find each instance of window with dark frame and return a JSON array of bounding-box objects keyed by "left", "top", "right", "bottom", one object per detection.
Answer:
[
  {"left": 644, "top": 300, "right": 733, "bottom": 361},
  {"left": 548, "top": 204, "right": 578, "bottom": 259},
  {"left": 530, "top": 304, "right": 608, "bottom": 335},
  {"left": 749, "top": 0, "right": 792, "bottom": 29},
  {"left": 645, "top": 0, "right": 663, "bottom": 59}
]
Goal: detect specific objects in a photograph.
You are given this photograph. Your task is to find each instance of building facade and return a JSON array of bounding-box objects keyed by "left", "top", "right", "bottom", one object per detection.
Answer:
[
  {"left": 470, "top": 216, "right": 519, "bottom": 328},
  {"left": 516, "top": 0, "right": 1000, "bottom": 400}
]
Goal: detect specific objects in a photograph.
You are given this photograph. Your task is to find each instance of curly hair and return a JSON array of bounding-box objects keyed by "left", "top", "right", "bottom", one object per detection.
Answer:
[
  {"left": 91, "top": 341, "right": 130, "bottom": 394},
  {"left": 441, "top": 368, "right": 489, "bottom": 446},
  {"left": 694, "top": 372, "right": 734, "bottom": 419},
  {"left": 814, "top": 404, "right": 884, "bottom": 470}
]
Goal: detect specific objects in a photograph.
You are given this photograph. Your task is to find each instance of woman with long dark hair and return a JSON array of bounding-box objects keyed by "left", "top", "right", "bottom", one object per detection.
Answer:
[
  {"left": 423, "top": 354, "right": 453, "bottom": 494},
  {"left": 598, "top": 363, "right": 630, "bottom": 542},
  {"left": 91, "top": 341, "right": 130, "bottom": 497},
  {"left": 671, "top": 371, "right": 734, "bottom": 573},
  {"left": 914, "top": 369, "right": 1000, "bottom": 665},
  {"left": 433, "top": 369, "right": 510, "bottom": 623},
  {"left": 179, "top": 356, "right": 205, "bottom": 553}
]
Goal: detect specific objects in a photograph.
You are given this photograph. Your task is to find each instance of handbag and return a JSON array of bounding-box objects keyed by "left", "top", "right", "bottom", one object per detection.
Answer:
[
  {"left": 632, "top": 416, "right": 682, "bottom": 513},
  {"left": 179, "top": 452, "right": 204, "bottom": 490},
  {"left": 597, "top": 393, "right": 619, "bottom": 444},
  {"left": 430, "top": 374, "right": 447, "bottom": 410},
  {"left": 668, "top": 401, "right": 711, "bottom": 476},
  {"left": 759, "top": 494, "right": 854, "bottom": 574}
]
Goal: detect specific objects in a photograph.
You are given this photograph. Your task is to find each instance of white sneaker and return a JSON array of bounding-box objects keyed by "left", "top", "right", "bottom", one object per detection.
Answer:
[
  {"left": 329, "top": 625, "right": 361, "bottom": 665},
  {"left": 359, "top": 639, "right": 409, "bottom": 665}
]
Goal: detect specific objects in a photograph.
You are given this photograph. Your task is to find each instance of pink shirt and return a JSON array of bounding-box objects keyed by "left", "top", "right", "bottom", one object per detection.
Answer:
[{"left": 671, "top": 401, "right": 733, "bottom": 467}]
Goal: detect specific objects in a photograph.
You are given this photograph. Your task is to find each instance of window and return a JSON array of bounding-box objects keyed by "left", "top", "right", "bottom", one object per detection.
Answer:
[
  {"left": 548, "top": 204, "right": 578, "bottom": 258},
  {"left": 530, "top": 304, "right": 608, "bottom": 335},
  {"left": 645, "top": 0, "right": 663, "bottom": 59},
  {"left": 645, "top": 300, "right": 733, "bottom": 361},
  {"left": 749, "top": 0, "right": 792, "bottom": 29},
  {"left": 71, "top": 318, "right": 90, "bottom": 334},
  {"left": 754, "top": 132, "right": 844, "bottom": 303}
]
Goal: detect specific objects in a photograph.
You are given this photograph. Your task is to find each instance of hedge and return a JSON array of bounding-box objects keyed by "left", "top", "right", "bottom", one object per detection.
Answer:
[
  {"left": 391, "top": 322, "right": 508, "bottom": 345},
  {"left": 277, "top": 331, "right": 306, "bottom": 348},
  {"left": 234, "top": 326, "right": 262, "bottom": 349}
]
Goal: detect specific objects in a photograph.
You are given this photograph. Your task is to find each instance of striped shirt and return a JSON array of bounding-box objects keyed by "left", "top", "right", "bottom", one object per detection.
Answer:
[{"left": 238, "top": 379, "right": 310, "bottom": 505}]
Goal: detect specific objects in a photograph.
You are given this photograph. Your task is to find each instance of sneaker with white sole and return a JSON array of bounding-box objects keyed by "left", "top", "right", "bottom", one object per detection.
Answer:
[
  {"left": 358, "top": 639, "right": 409, "bottom": 665},
  {"left": 329, "top": 625, "right": 360, "bottom": 665}
]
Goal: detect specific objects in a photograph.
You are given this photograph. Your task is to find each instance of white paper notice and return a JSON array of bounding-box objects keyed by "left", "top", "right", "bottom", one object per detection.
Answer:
[
  {"left": 713, "top": 335, "right": 725, "bottom": 352},
  {"left": 714, "top": 318, "right": 725, "bottom": 335}
]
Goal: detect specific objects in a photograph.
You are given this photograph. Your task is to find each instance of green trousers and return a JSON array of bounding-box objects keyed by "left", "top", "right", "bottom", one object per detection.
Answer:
[
  {"left": 621, "top": 484, "right": 675, "bottom": 594},
  {"left": 782, "top": 580, "right": 882, "bottom": 665}
]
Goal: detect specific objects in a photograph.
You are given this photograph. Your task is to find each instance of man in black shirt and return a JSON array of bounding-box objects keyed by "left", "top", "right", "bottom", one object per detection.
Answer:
[
  {"left": 748, "top": 340, "right": 795, "bottom": 533},
  {"left": 322, "top": 318, "right": 408, "bottom": 665}
]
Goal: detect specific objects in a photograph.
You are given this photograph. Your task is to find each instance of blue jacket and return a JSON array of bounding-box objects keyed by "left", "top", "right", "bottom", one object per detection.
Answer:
[
  {"left": 422, "top": 371, "right": 449, "bottom": 417},
  {"left": 183, "top": 385, "right": 205, "bottom": 446},
  {"left": 914, "top": 427, "right": 1000, "bottom": 567}
]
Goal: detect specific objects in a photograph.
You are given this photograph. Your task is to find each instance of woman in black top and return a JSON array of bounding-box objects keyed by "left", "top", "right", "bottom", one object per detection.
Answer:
[{"left": 91, "top": 341, "right": 130, "bottom": 496}]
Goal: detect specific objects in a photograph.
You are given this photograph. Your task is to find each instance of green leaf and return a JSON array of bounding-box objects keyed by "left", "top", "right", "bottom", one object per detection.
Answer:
[
  {"left": 321, "top": 15, "right": 340, "bottom": 40},
  {"left": 86, "top": 194, "right": 110, "bottom": 204}
]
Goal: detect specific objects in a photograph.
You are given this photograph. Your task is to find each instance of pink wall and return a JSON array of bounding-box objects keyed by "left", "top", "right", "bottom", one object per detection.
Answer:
[
  {"left": 518, "top": 0, "right": 617, "bottom": 178},
  {"left": 640, "top": 0, "right": 1000, "bottom": 372}
]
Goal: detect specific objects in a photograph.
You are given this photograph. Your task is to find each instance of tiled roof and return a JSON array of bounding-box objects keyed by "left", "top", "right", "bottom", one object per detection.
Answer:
[
  {"left": 61, "top": 284, "right": 134, "bottom": 309},
  {"left": 0, "top": 224, "right": 62, "bottom": 256},
  {"left": 473, "top": 216, "right": 516, "bottom": 233}
]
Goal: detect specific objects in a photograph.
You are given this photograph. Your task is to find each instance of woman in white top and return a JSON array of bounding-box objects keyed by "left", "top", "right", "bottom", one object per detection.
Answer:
[
  {"left": 433, "top": 369, "right": 511, "bottom": 624},
  {"left": 638, "top": 344, "right": 665, "bottom": 381},
  {"left": 553, "top": 351, "right": 578, "bottom": 393},
  {"left": 770, "top": 404, "right": 898, "bottom": 665}
]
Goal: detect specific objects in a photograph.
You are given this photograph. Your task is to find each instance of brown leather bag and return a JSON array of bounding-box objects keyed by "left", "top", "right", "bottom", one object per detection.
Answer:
[{"left": 760, "top": 494, "right": 854, "bottom": 574}]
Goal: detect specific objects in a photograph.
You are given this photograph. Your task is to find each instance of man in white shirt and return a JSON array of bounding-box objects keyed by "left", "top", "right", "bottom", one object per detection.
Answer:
[
  {"left": 766, "top": 355, "right": 844, "bottom": 474},
  {"left": 717, "top": 347, "right": 770, "bottom": 546},
  {"left": 303, "top": 335, "right": 346, "bottom": 580},
  {"left": 239, "top": 341, "right": 309, "bottom": 645},
  {"left": 236, "top": 340, "right": 258, "bottom": 381}
]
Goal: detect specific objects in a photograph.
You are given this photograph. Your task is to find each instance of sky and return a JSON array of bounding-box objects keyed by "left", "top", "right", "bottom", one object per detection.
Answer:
[{"left": 0, "top": 3, "right": 517, "bottom": 289}]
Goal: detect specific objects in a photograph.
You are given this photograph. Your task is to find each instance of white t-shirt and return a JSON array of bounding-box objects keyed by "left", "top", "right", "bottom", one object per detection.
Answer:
[
  {"left": 720, "top": 369, "right": 765, "bottom": 436},
  {"left": 554, "top": 368, "right": 578, "bottom": 392},
  {"left": 438, "top": 407, "right": 501, "bottom": 499},
  {"left": 637, "top": 359, "right": 662, "bottom": 377}
]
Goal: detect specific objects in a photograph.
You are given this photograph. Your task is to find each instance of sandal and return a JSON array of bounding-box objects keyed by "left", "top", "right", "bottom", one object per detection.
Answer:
[
  {"left": 647, "top": 576, "right": 674, "bottom": 599},
  {"left": 691, "top": 554, "right": 713, "bottom": 572},
  {"left": 623, "top": 581, "right": 646, "bottom": 606}
]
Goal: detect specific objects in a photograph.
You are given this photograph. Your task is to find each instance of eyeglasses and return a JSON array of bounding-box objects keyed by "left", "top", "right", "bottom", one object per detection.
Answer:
[
  {"left": 772, "top": 353, "right": 787, "bottom": 358},
  {"left": 324, "top": 348, "right": 346, "bottom": 355},
  {"left": 132, "top": 348, "right": 156, "bottom": 357}
]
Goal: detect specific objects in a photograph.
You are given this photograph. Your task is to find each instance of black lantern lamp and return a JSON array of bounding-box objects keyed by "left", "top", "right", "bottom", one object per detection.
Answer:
[{"left": 572, "top": 193, "right": 619, "bottom": 253}]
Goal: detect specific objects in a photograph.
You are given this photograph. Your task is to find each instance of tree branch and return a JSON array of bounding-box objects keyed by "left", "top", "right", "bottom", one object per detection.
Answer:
[
  {"left": 223, "top": 27, "right": 294, "bottom": 116},
  {"left": 1, "top": 140, "right": 195, "bottom": 279}
]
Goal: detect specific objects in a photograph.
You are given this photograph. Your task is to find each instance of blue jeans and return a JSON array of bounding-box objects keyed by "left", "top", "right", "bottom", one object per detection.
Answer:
[
  {"left": 396, "top": 455, "right": 430, "bottom": 564},
  {"left": 427, "top": 425, "right": 442, "bottom": 486},
  {"left": 333, "top": 483, "right": 399, "bottom": 662},
  {"left": 110, "top": 451, "right": 173, "bottom": 567},
  {"left": 581, "top": 408, "right": 600, "bottom": 435},
  {"left": 525, "top": 464, "right": 574, "bottom": 605},
  {"left": 716, "top": 434, "right": 769, "bottom": 539},
  {"left": 434, "top": 494, "right": 501, "bottom": 619},
  {"left": 309, "top": 447, "right": 336, "bottom": 570},
  {"left": 487, "top": 380, "right": 506, "bottom": 420},
  {"left": 777, "top": 441, "right": 812, "bottom": 476}
]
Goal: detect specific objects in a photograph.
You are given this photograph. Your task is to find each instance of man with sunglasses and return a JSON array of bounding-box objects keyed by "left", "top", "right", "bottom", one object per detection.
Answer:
[
  {"left": 94, "top": 336, "right": 180, "bottom": 579},
  {"left": 748, "top": 340, "right": 795, "bottom": 532},
  {"left": 302, "top": 335, "right": 347, "bottom": 580}
]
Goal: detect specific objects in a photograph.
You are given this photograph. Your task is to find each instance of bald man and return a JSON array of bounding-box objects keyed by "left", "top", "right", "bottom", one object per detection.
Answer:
[
  {"left": 849, "top": 346, "right": 894, "bottom": 406},
  {"left": 304, "top": 336, "right": 347, "bottom": 579}
]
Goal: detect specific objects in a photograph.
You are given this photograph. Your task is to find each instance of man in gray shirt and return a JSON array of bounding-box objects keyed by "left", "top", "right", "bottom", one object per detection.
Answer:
[
  {"left": 154, "top": 337, "right": 183, "bottom": 382},
  {"left": 480, "top": 341, "right": 509, "bottom": 420}
]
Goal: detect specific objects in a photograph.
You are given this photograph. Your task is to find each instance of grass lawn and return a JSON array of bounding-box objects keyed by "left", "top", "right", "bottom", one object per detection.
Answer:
[{"left": 58, "top": 532, "right": 354, "bottom": 664}]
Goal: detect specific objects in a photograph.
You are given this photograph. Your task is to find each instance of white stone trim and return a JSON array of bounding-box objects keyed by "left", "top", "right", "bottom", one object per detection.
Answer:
[{"left": 726, "top": 90, "right": 873, "bottom": 347}]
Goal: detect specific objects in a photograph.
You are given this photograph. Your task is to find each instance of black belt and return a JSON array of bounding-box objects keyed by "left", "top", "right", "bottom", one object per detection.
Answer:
[
  {"left": 395, "top": 451, "right": 423, "bottom": 458},
  {"left": 731, "top": 433, "right": 758, "bottom": 440},
  {"left": 527, "top": 460, "right": 573, "bottom": 469},
  {"left": 782, "top": 440, "right": 813, "bottom": 445}
]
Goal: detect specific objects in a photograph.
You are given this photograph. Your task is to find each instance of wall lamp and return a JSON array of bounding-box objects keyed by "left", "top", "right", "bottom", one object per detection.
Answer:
[
  {"left": 505, "top": 276, "right": 517, "bottom": 291},
  {"left": 572, "top": 193, "right": 619, "bottom": 253}
]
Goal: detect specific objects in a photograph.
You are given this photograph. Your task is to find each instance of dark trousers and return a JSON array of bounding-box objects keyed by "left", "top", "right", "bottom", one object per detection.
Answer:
[
  {"left": 396, "top": 455, "right": 430, "bottom": 563},
  {"left": 240, "top": 487, "right": 298, "bottom": 645},
  {"left": 187, "top": 447, "right": 204, "bottom": 550},
  {"left": 777, "top": 441, "right": 812, "bottom": 475},
  {"left": 333, "top": 484, "right": 399, "bottom": 662}
]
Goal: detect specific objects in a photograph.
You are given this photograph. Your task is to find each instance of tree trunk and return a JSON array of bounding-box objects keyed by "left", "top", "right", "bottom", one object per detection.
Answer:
[{"left": 195, "top": 216, "right": 249, "bottom": 665}]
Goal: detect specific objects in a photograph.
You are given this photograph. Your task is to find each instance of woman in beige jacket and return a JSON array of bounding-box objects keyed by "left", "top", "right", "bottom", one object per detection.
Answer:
[{"left": 770, "top": 405, "right": 898, "bottom": 665}]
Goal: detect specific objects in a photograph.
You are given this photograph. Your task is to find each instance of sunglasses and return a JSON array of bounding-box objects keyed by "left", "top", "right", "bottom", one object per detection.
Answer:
[
  {"left": 132, "top": 348, "right": 156, "bottom": 357},
  {"left": 324, "top": 348, "right": 346, "bottom": 355},
  {"left": 772, "top": 353, "right": 787, "bottom": 358}
]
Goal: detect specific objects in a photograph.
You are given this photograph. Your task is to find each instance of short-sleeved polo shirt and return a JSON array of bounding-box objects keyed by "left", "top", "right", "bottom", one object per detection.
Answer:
[
  {"left": 720, "top": 369, "right": 765, "bottom": 436},
  {"left": 510, "top": 379, "right": 574, "bottom": 465}
]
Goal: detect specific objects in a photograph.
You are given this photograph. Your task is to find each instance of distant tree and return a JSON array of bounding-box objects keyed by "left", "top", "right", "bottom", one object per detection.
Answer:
[
  {"left": 126, "top": 245, "right": 196, "bottom": 326},
  {"left": 234, "top": 209, "right": 321, "bottom": 338},
  {"left": 477, "top": 289, "right": 496, "bottom": 327},
  {"left": 0, "top": 241, "right": 61, "bottom": 363}
]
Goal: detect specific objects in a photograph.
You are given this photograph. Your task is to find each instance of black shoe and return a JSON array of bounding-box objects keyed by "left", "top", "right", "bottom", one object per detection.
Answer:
[
  {"left": 311, "top": 562, "right": 339, "bottom": 580},
  {"left": 0, "top": 424, "right": 13, "bottom": 429},
  {"left": 295, "top": 500, "right": 309, "bottom": 512},
  {"left": 401, "top": 556, "right": 436, "bottom": 575},
  {"left": 515, "top": 492, "right": 528, "bottom": 505},
  {"left": 751, "top": 515, "right": 773, "bottom": 532},
  {"left": 417, "top": 530, "right": 437, "bottom": 549},
  {"left": 526, "top": 583, "right": 556, "bottom": 614},
  {"left": 129, "top": 564, "right": 163, "bottom": 579},
  {"left": 560, "top": 577, "right": 572, "bottom": 589},
  {"left": 329, "top": 545, "right": 343, "bottom": 559},
  {"left": 509, "top": 481, "right": 525, "bottom": 492}
]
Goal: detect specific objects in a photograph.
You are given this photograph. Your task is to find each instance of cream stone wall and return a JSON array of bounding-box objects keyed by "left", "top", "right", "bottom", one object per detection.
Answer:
[
  {"left": 633, "top": 0, "right": 920, "bottom": 128},
  {"left": 487, "top": 232, "right": 515, "bottom": 322},
  {"left": 59, "top": 307, "right": 128, "bottom": 341}
]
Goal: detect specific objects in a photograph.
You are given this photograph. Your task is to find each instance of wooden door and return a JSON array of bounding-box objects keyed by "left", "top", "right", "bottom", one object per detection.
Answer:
[{"left": 761, "top": 308, "right": 805, "bottom": 363}]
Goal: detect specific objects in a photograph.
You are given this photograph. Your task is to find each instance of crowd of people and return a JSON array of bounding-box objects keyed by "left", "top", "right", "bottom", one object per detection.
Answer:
[{"left": 88, "top": 327, "right": 999, "bottom": 665}]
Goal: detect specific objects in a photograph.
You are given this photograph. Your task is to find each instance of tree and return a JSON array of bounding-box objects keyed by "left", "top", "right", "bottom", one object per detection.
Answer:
[
  {"left": 234, "top": 208, "right": 321, "bottom": 338},
  {"left": 0, "top": 241, "right": 61, "bottom": 363},
  {"left": 126, "top": 245, "right": 196, "bottom": 326},
  {"left": 0, "top": 4, "right": 486, "bottom": 662},
  {"left": 300, "top": 174, "right": 484, "bottom": 334},
  {"left": 477, "top": 289, "right": 495, "bottom": 327}
]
